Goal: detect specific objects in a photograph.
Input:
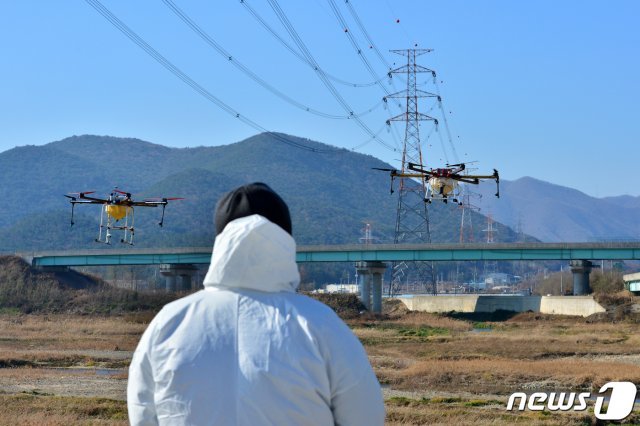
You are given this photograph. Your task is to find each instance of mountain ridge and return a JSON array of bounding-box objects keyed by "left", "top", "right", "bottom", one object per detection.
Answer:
[
  {"left": 0, "top": 132, "right": 523, "bottom": 250},
  {"left": 476, "top": 176, "right": 640, "bottom": 242}
]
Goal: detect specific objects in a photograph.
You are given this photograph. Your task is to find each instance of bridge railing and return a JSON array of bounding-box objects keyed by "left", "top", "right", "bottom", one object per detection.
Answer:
[{"left": 25, "top": 242, "right": 640, "bottom": 267}]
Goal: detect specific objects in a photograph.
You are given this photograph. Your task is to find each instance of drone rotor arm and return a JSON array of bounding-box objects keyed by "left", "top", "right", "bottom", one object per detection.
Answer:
[
  {"left": 461, "top": 173, "right": 499, "bottom": 180},
  {"left": 407, "top": 162, "right": 428, "bottom": 173},
  {"left": 138, "top": 197, "right": 184, "bottom": 207},
  {"left": 66, "top": 199, "right": 99, "bottom": 226},
  {"left": 80, "top": 194, "right": 108, "bottom": 203},
  {"left": 452, "top": 176, "right": 480, "bottom": 184},
  {"left": 70, "top": 199, "right": 103, "bottom": 205},
  {"left": 132, "top": 201, "right": 160, "bottom": 207}
]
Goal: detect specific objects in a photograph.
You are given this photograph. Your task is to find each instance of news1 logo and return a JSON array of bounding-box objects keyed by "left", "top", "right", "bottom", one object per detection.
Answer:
[{"left": 506, "top": 382, "right": 637, "bottom": 421}]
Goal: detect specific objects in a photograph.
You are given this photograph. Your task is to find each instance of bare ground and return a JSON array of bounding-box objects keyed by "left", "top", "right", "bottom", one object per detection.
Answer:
[{"left": 1, "top": 302, "right": 640, "bottom": 424}]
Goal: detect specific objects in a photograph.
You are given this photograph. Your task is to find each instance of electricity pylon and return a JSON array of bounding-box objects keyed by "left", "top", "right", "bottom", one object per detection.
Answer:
[{"left": 386, "top": 48, "right": 438, "bottom": 295}]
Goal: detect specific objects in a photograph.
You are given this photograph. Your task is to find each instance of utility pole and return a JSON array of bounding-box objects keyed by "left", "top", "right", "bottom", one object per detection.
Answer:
[
  {"left": 483, "top": 213, "right": 497, "bottom": 285},
  {"left": 459, "top": 189, "right": 481, "bottom": 243},
  {"left": 386, "top": 48, "right": 438, "bottom": 295}
]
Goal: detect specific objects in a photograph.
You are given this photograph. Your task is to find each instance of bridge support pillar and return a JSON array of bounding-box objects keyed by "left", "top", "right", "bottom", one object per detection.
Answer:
[
  {"left": 164, "top": 274, "right": 177, "bottom": 292},
  {"left": 356, "top": 261, "right": 387, "bottom": 313},
  {"left": 160, "top": 264, "right": 198, "bottom": 292},
  {"left": 570, "top": 260, "right": 593, "bottom": 295}
]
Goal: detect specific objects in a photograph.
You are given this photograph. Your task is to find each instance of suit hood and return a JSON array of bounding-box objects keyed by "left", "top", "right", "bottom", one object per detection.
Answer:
[{"left": 203, "top": 214, "right": 300, "bottom": 292}]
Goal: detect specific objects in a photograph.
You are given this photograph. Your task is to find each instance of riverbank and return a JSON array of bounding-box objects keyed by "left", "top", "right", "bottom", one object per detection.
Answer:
[{"left": 1, "top": 301, "right": 640, "bottom": 424}]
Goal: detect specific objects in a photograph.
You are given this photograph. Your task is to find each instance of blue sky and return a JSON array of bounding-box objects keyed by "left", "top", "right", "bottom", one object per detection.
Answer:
[{"left": 1, "top": 1, "right": 638, "bottom": 197}]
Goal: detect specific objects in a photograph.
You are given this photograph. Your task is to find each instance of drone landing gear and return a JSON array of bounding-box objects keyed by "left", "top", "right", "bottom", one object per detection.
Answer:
[
  {"left": 424, "top": 191, "right": 463, "bottom": 205},
  {"left": 95, "top": 205, "right": 135, "bottom": 245},
  {"left": 119, "top": 207, "right": 135, "bottom": 245},
  {"left": 158, "top": 204, "right": 166, "bottom": 227},
  {"left": 119, "top": 227, "right": 135, "bottom": 245}
]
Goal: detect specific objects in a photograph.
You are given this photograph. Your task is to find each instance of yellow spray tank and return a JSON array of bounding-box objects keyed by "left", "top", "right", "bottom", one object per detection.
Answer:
[{"left": 105, "top": 204, "right": 130, "bottom": 221}]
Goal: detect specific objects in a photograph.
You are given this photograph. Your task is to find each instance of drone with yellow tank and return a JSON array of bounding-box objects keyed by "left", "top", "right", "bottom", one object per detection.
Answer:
[
  {"left": 64, "top": 189, "right": 183, "bottom": 245},
  {"left": 374, "top": 162, "right": 500, "bottom": 205}
]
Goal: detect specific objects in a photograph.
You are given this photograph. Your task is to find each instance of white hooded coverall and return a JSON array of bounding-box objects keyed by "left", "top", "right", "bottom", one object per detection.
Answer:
[{"left": 127, "top": 214, "right": 385, "bottom": 425}]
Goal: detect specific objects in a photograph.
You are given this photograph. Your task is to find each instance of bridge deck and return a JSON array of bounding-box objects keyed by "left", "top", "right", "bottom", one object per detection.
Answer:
[{"left": 25, "top": 242, "right": 640, "bottom": 267}]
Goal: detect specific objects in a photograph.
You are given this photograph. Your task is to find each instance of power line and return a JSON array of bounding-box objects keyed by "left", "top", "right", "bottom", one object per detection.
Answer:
[
  {"left": 325, "top": 0, "right": 393, "bottom": 99},
  {"left": 343, "top": 0, "right": 391, "bottom": 70},
  {"left": 383, "top": 0, "right": 413, "bottom": 46},
  {"left": 350, "top": 124, "right": 387, "bottom": 150},
  {"left": 162, "top": 0, "right": 381, "bottom": 120},
  {"left": 239, "top": 0, "right": 388, "bottom": 89},
  {"left": 322, "top": 0, "right": 411, "bottom": 151},
  {"left": 433, "top": 78, "right": 461, "bottom": 163},
  {"left": 265, "top": 0, "right": 398, "bottom": 151},
  {"left": 83, "top": 0, "right": 333, "bottom": 153}
]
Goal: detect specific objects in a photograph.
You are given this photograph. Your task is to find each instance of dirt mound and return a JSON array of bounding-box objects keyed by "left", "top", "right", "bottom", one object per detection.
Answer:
[
  {"left": 0, "top": 255, "right": 173, "bottom": 314},
  {"left": 382, "top": 298, "right": 411, "bottom": 318},
  {"left": 0, "top": 255, "right": 104, "bottom": 290},
  {"left": 307, "top": 293, "right": 367, "bottom": 319},
  {"left": 0, "top": 255, "right": 71, "bottom": 312},
  {"left": 585, "top": 291, "right": 640, "bottom": 323}
]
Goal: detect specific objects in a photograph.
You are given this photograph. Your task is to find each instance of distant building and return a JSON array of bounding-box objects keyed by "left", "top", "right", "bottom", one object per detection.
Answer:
[
  {"left": 484, "top": 273, "right": 521, "bottom": 286},
  {"left": 623, "top": 272, "right": 640, "bottom": 295},
  {"left": 464, "top": 282, "right": 486, "bottom": 291},
  {"left": 323, "top": 284, "right": 359, "bottom": 294}
]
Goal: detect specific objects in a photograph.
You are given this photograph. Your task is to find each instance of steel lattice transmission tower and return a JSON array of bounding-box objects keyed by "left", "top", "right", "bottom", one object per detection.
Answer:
[{"left": 386, "top": 49, "right": 438, "bottom": 295}]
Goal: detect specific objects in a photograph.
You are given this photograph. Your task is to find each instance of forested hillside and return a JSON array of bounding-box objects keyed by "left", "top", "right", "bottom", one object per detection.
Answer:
[{"left": 0, "top": 133, "right": 524, "bottom": 250}]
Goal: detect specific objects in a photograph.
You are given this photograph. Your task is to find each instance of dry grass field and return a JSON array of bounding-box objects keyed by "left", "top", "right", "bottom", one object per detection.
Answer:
[
  {"left": 0, "top": 301, "right": 639, "bottom": 425},
  {"left": 353, "top": 304, "right": 640, "bottom": 425}
]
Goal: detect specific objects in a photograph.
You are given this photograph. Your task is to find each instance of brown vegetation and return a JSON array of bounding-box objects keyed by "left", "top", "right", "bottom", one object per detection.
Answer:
[
  {"left": 1, "top": 292, "right": 640, "bottom": 424},
  {"left": 532, "top": 268, "right": 625, "bottom": 296},
  {"left": 0, "top": 394, "right": 127, "bottom": 425},
  {"left": 0, "top": 256, "right": 176, "bottom": 314},
  {"left": 358, "top": 298, "right": 640, "bottom": 424},
  {"left": 305, "top": 292, "right": 366, "bottom": 319}
]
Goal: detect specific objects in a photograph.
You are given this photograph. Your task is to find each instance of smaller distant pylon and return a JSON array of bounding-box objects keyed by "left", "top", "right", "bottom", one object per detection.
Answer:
[
  {"left": 483, "top": 213, "right": 496, "bottom": 244},
  {"left": 359, "top": 222, "right": 377, "bottom": 245}
]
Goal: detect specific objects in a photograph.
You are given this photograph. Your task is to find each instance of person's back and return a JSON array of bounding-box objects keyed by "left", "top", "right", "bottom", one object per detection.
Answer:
[{"left": 128, "top": 183, "right": 385, "bottom": 425}]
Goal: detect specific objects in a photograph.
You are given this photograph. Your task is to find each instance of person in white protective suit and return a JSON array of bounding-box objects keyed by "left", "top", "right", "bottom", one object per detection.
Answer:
[{"left": 127, "top": 182, "right": 385, "bottom": 425}]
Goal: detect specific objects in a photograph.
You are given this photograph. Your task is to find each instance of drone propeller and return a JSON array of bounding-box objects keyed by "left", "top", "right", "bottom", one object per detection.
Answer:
[
  {"left": 445, "top": 162, "right": 466, "bottom": 170},
  {"left": 66, "top": 191, "right": 96, "bottom": 197},
  {"left": 113, "top": 189, "right": 132, "bottom": 198}
]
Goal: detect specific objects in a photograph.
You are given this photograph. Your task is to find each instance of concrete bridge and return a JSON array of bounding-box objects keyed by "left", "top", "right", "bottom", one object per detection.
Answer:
[{"left": 25, "top": 242, "right": 640, "bottom": 312}]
